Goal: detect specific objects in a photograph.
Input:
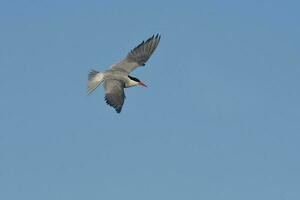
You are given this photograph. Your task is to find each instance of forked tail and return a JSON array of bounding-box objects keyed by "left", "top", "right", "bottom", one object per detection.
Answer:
[{"left": 87, "top": 70, "right": 104, "bottom": 95}]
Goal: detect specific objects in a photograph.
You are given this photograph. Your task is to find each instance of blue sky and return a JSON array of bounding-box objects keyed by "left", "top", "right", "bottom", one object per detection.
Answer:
[{"left": 1, "top": 0, "right": 300, "bottom": 199}]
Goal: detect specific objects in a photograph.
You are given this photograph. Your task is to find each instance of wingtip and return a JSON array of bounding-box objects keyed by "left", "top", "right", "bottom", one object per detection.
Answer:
[
  {"left": 151, "top": 34, "right": 161, "bottom": 40},
  {"left": 105, "top": 96, "right": 123, "bottom": 113},
  {"left": 116, "top": 109, "right": 122, "bottom": 113},
  {"left": 145, "top": 35, "right": 154, "bottom": 43}
]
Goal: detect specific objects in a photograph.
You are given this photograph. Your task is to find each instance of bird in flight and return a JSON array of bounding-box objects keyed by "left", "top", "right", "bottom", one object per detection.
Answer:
[{"left": 88, "top": 34, "right": 161, "bottom": 113}]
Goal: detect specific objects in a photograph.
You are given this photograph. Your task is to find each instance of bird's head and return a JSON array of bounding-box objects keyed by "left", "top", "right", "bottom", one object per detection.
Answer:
[{"left": 128, "top": 75, "right": 147, "bottom": 87}]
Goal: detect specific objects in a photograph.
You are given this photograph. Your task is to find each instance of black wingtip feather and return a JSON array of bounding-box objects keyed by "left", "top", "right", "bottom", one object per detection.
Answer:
[
  {"left": 145, "top": 35, "right": 155, "bottom": 43},
  {"left": 105, "top": 99, "right": 122, "bottom": 113},
  {"left": 133, "top": 34, "right": 160, "bottom": 52},
  {"left": 104, "top": 95, "right": 123, "bottom": 113}
]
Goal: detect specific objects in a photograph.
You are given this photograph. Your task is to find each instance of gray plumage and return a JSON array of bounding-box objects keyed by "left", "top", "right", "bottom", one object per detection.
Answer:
[
  {"left": 88, "top": 34, "right": 161, "bottom": 113},
  {"left": 104, "top": 80, "right": 126, "bottom": 113},
  {"left": 111, "top": 34, "right": 161, "bottom": 73}
]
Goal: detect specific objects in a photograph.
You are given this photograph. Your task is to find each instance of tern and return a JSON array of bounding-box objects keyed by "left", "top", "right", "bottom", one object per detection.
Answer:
[{"left": 88, "top": 34, "right": 161, "bottom": 113}]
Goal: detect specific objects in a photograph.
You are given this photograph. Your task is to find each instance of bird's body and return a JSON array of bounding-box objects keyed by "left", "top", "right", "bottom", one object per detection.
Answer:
[{"left": 88, "top": 34, "right": 161, "bottom": 113}]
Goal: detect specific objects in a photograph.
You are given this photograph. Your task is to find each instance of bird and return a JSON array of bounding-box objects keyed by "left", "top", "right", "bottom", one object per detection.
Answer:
[{"left": 87, "top": 34, "right": 161, "bottom": 113}]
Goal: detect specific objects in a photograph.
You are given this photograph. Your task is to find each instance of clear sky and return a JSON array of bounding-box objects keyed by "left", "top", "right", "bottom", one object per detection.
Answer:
[{"left": 1, "top": 0, "right": 300, "bottom": 199}]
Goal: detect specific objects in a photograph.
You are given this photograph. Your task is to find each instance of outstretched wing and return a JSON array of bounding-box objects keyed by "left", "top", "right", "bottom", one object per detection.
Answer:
[
  {"left": 103, "top": 79, "right": 126, "bottom": 113},
  {"left": 111, "top": 34, "right": 161, "bottom": 73}
]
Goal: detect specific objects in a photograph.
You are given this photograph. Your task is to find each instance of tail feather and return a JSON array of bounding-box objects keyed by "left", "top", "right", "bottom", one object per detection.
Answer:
[{"left": 88, "top": 70, "right": 104, "bottom": 95}]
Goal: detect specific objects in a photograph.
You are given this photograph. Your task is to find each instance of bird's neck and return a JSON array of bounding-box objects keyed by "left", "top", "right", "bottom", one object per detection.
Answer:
[{"left": 125, "top": 79, "right": 139, "bottom": 88}]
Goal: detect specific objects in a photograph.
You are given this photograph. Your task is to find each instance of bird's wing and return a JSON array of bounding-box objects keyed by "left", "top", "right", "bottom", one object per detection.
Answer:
[
  {"left": 111, "top": 34, "right": 161, "bottom": 73},
  {"left": 103, "top": 79, "right": 126, "bottom": 113}
]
